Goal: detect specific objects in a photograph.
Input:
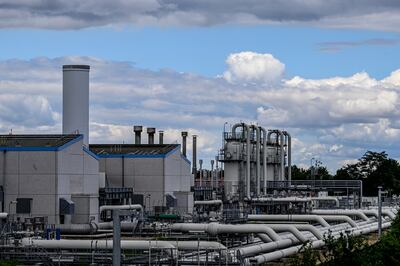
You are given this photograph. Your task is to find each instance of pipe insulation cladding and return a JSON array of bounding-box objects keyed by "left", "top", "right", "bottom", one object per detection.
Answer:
[{"left": 62, "top": 65, "right": 90, "bottom": 146}]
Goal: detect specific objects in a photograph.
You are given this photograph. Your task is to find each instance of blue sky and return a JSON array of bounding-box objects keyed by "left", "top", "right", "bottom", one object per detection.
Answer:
[{"left": 1, "top": 1, "right": 400, "bottom": 172}]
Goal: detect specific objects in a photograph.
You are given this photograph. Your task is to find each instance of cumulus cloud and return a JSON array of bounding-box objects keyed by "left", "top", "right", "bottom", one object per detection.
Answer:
[
  {"left": 1, "top": 53, "right": 400, "bottom": 171},
  {"left": 223, "top": 52, "right": 285, "bottom": 84},
  {"left": 1, "top": 1, "right": 400, "bottom": 31}
]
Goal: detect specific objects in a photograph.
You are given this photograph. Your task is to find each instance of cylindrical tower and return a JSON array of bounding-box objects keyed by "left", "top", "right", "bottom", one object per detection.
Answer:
[
  {"left": 134, "top": 126, "right": 143, "bottom": 144},
  {"left": 62, "top": 65, "right": 90, "bottom": 146},
  {"left": 181, "top": 131, "right": 188, "bottom": 157},
  {"left": 147, "top": 127, "right": 156, "bottom": 144},
  {"left": 159, "top": 130, "right": 164, "bottom": 144}
]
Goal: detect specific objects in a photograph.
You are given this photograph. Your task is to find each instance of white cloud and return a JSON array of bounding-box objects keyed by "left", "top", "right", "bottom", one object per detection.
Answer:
[
  {"left": 223, "top": 52, "right": 285, "bottom": 84},
  {"left": 1, "top": 54, "right": 400, "bottom": 172}
]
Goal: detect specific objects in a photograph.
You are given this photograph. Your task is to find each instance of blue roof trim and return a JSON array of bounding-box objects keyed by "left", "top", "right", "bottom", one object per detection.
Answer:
[
  {"left": 96, "top": 153, "right": 165, "bottom": 159},
  {"left": 83, "top": 146, "right": 99, "bottom": 160},
  {"left": 0, "top": 135, "right": 83, "bottom": 152},
  {"left": 181, "top": 154, "right": 191, "bottom": 165}
]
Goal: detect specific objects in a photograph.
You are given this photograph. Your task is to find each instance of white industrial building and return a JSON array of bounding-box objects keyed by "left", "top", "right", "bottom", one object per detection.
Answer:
[
  {"left": 0, "top": 134, "right": 99, "bottom": 224},
  {"left": 89, "top": 144, "right": 193, "bottom": 214}
]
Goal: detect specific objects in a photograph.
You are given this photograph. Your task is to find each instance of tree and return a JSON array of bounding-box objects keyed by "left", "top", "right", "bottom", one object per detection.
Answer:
[{"left": 334, "top": 151, "right": 400, "bottom": 196}]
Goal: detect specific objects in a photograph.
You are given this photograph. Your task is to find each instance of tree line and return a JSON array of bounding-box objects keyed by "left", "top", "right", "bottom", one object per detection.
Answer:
[{"left": 291, "top": 151, "right": 400, "bottom": 196}]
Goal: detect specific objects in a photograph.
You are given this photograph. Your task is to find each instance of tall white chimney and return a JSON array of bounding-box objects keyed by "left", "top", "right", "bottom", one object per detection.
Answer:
[{"left": 62, "top": 65, "right": 90, "bottom": 146}]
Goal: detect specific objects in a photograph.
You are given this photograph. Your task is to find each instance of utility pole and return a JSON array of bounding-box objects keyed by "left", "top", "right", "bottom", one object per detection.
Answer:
[
  {"left": 113, "top": 209, "right": 121, "bottom": 266},
  {"left": 378, "top": 186, "right": 383, "bottom": 238}
]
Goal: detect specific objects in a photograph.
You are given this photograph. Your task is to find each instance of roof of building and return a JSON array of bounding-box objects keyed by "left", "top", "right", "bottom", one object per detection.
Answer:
[
  {"left": 0, "top": 134, "right": 82, "bottom": 148},
  {"left": 89, "top": 144, "right": 180, "bottom": 157}
]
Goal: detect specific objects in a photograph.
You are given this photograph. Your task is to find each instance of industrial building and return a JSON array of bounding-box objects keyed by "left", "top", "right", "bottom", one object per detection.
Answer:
[{"left": 0, "top": 64, "right": 395, "bottom": 265}]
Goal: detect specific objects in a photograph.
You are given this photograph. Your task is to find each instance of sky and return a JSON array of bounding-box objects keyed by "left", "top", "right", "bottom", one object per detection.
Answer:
[{"left": 1, "top": 0, "right": 400, "bottom": 172}]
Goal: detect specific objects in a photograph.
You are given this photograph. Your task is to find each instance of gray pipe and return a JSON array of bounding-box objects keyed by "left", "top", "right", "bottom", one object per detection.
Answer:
[
  {"left": 267, "top": 130, "right": 283, "bottom": 181},
  {"left": 259, "top": 127, "right": 268, "bottom": 195},
  {"left": 361, "top": 209, "right": 396, "bottom": 220},
  {"left": 283, "top": 131, "right": 291, "bottom": 181},
  {"left": 311, "top": 209, "right": 370, "bottom": 222},
  {"left": 280, "top": 132, "right": 285, "bottom": 181},
  {"left": 194, "top": 200, "right": 223, "bottom": 213},
  {"left": 55, "top": 222, "right": 98, "bottom": 234},
  {"left": 159, "top": 130, "right": 164, "bottom": 144},
  {"left": 232, "top": 123, "right": 251, "bottom": 198},
  {"left": 192, "top": 135, "right": 197, "bottom": 177},
  {"left": 147, "top": 127, "right": 156, "bottom": 144},
  {"left": 319, "top": 215, "right": 358, "bottom": 227},
  {"left": 248, "top": 214, "right": 330, "bottom": 228},
  {"left": 250, "top": 125, "right": 261, "bottom": 196},
  {"left": 133, "top": 125, "right": 142, "bottom": 144}
]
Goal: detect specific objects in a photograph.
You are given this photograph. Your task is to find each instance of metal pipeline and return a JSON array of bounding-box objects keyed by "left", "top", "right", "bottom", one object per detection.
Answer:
[
  {"left": 250, "top": 125, "right": 261, "bottom": 196},
  {"left": 55, "top": 222, "right": 98, "bottom": 234},
  {"left": 361, "top": 209, "right": 396, "bottom": 220},
  {"left": 98, "top": 220, "right": 138, "bottom": 232},
  {"left": 282, "top": 131, "right": 291, "bottom": 181},
  {"left": 99, "top": 204, "right": 143, "bottom": 216},
  {"left": 267, "top": 130, "right": 284, "bottom": 181},
  {"left": 171, "top": 223, "right": 281, "bottom": 242},
  {"left": 311, "top": 197, "right": 340, "bottom": 208},
  {"left": 258, "top": 126, "right": 267, "bottom": 195},
  {"left": 232, "top": 123, "right": 251, "bottom": 198},
  {"left": 0, "top": 212, "right": 8, "bottom": 219},
  {"left": 252, "top": 197, "right": 312, "bottom": 203},
  {"left": 311, "top": 209, "right": 370, "bottom": 222},
  {"left": 248, "top": 214, "right": 330, "bottom": 228}
]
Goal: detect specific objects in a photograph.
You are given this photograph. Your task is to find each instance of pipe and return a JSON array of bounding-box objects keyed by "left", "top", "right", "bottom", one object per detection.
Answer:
[
  {"left": 159, "top": 130, "right": 164, "bottom": 144},
  {"left": 361, "top": 209, "right": 396, "bottom": 220},
  {"left": 147, "top": 127, "right": 156, "bottom": 144},
  {"left": 319, "top": 215, "right": 358, "bottom": 227},
  {"left": 194, "top": 200, "right": 223, "bottom": 213},
  {"left": 311, "top": 209, "right": 370, "bottom": 222},
  {"left": 98, "top": 221, "right": 138, "bottom": 231},
  {"left": 0, "top": 212, "right": 8, "bottom": 219},
  {"left": 259, "top": 127, "right": 268, "bottom": 194},
  {"left": 251, "top": 125, "right": 261, "bottom": 196},
  {"left": 267, "top": 130, "right": 283, "bottom": 181},
  {"left": 248, "top": 214, "right": 330, "bottom": 228},
  {"left": 280, "top": 132, "right": 285, "bottom": 181},
  {"left": 133, "top": 126, "right": 142, "bottom": 144},
  {"left": 113, "top": 209, "right": 121, "bottom": 266},
  {"left": 55, "top": 223, "right": 98, "bottom": 234},
  {"left": 192, "top": 135, "right": 197, "bottom": 177},
  {"left": 232, "top": 123, "right": 251, "bottom": 198},
  {"left": 171, "top": 223, "right": 281, "bottom": 242},
  {"left": 283, "top": 131, "right": 291, "bottom": 181},
  {"left": 252, "top": 197, "right": 312, "bottom": 203},
  {"left": 181, "top": 131, "right": 188, "bottom": 157},
  {"left": 247, "top": 221, "right": 392, "bottom": 264}
]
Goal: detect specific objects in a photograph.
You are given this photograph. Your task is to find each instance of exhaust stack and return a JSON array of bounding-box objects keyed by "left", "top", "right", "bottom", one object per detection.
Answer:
[
  {"left": 159, "top": 131, "right": 164, "bottom": 144},
  {"left": 62, "top": 65, "right": 90, "bottom": 146},
  {"left": 192, "top": 135, "right": 197, "bottom": 176},
  {"left": 133, "top": 126, "right": 143, "bottom": 144},
  {"left": 147, "top": 127, "right": 156, "bottom": 144},
  {"left": 181, "top": 132, "right": 188, "bottom": 157}
]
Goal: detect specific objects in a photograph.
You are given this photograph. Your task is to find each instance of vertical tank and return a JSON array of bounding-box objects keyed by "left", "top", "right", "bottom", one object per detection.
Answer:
[{"left": 62, "top": 65, "right": 90, "bottom": 146}]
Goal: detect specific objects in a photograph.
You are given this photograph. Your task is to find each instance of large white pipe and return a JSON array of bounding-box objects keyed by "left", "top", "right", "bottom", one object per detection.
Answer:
[
  {"left": 252, "top": 197, "right": 312, "bottom": 203},
  {"left": 258, "top": 127, "right": 267, "bottom": 194},
  {"left": 98, "top": 221, "right": 138, "bottom": 231},
  {"left": 232, "top": 123, "right": 251, "bottom": 198},
  {"left": 248, "top": 214, "right": 330, "bottom": 228},
  {"left": 0, "top": 212, "right": 8, "bottom": 219},
  {"left": 283, "top": 131, "right": 291, "bottom": 181},
  {"left": 62, "top": 65, "right": 90, "bottom": 146},
  {"left": 319, "top": 215, "right": 358, "bottom": 227},
  {"left": 56, "top": 223, "right": 98, "bottom": 234},
  {"left": 361, "top": 209, "right": 396, "bottom": 220},
  {"left": 194, "top": 200, "right": 223, "bottom": 213},
  {"left": 311, "top": 209, "right": 370, "bottom": 221},
  {"left": 248, "top": 221, "right": 391, "bottom": 264},
  {"left": 171, "top": 223, "right": 281, "bottom": 242}
]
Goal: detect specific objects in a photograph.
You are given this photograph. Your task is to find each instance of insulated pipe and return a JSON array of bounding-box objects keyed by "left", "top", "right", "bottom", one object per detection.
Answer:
[
  {"left": 259, "top": 127, "right": 268, "bottom": 194},
  {"left": 232, "top": 123, "right": 251, "bottom": 198},
  {"left": 192, "top": 135, "right": 197, "bottom": 177},
  {"left": 311, "top": 209, "right": 370, "bottom": 222},
  {"left": 250, "top": 125, "right": 261, "bottom": 196},
  {"left": 319, "top": 215, "right": 358, "bottom": 227},
  {"left": 248, "top": 214, "right": 330, "bottom": 228},
  {"left": 133, "top": 126, "right": 142, "bottom": 144},
  {"left": 194, "top": 200, "right": 223, "bottom": 213},
  {"left": 252, "top": 197, "right": 312, "bottom": 203},
  {"left": 55, "top": 223, "right": 98, "bottom": 234},
  {"left": 361, "top": 209, "right": 396, "bottom": 220},
  {"left": 238, "top": 219, "right": 382, "bottom": 259},
  {"left": 282, "top": 131, "right": 291, "bottom": 181},
  {"left": 171, "top": 223, "right": 281, "bottom": 242},
  {"left": 280, "top": 132, "right": 285, "bottom": 181},
  {"left": 0, "top": 212, "right": 8, "bottom": 219},
  {"left": 248, "top": 221, "right": 392, "bottom": 265},
  {"left": 98, "top": 221, "right": 138, "bottom": 231}
]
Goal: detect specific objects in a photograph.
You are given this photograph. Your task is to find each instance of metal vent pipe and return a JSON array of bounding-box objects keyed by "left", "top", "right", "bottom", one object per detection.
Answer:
[
  {"left": 192, "top": 135, "right": 197, "bottom": 176},
  {"left": 181, "top": 131, "right": 188, "bottom": 157},
  {"left": 159, "top": 130, "right": 164, "bottom": 144},
  {"left": 62, "top": 65, "right": 90, "bottom": 146},
  {"left": 133, "top": 126, "right": 143, "bottom": 144},
  {"left": 147, "top": 127, "right": 156, "bottom": 144}
]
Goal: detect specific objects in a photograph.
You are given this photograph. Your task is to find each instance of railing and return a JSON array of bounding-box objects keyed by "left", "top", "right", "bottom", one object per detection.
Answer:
[{"left": 266, "top": 180, "right": 362, "bottom": 190}]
